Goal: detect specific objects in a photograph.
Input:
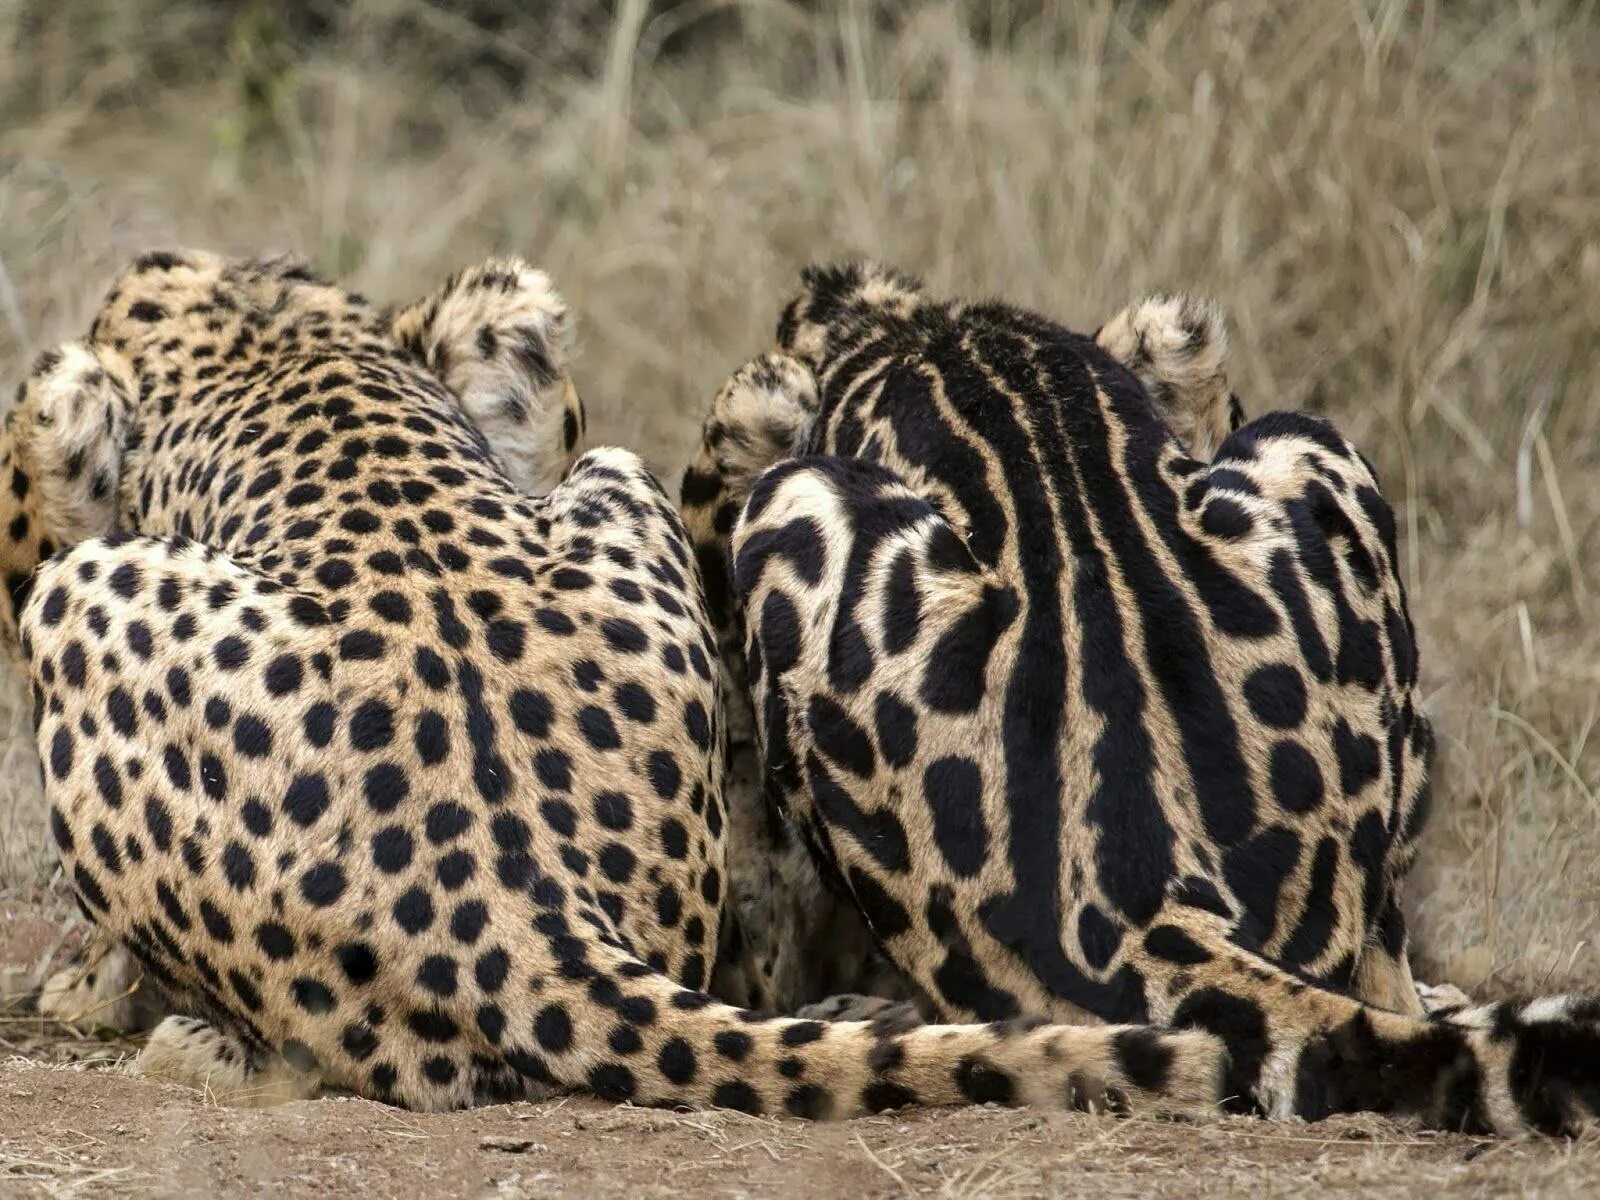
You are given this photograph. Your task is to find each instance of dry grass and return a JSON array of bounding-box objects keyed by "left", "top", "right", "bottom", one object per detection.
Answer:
[{"left": 0, "top": 0, "right": 1598, "bottom": 1001}]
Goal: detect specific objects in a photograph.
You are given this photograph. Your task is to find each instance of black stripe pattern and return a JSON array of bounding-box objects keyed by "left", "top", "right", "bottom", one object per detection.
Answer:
[{"left": 690, "top": 262, "right": 1600, "bottom": 1134}]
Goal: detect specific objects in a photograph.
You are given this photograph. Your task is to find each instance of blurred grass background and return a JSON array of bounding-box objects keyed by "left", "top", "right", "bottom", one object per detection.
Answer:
[{"left": 0, "top": 0, "right": 1597, "bottom": 997}]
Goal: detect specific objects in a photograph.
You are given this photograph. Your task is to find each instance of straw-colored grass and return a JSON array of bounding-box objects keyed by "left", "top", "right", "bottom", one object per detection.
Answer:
[{"left": 1, "top": 0, "right": 1597, "bottom": 995}]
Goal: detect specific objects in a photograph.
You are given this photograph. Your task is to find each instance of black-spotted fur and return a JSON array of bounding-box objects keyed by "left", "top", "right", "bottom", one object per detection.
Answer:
[{"left": 1, "top": 251, "right": 1225, "bottom": 1120}]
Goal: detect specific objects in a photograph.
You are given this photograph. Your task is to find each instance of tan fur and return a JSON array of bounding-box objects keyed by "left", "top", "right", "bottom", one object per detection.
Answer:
[
  {"left": 1095, "top": 293, "right": 1237, "bottom": 459},
  {"left": 387, "top": 258, "right": 582, "bottom": 494}
]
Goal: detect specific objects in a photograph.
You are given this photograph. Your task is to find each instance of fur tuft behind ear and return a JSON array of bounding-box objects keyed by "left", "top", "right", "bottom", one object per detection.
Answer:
[{"left": 1095, "top": 293, "right": 1236, "bottom": 460}]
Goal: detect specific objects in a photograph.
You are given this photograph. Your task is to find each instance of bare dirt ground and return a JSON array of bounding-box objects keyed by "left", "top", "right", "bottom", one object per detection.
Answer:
[
  {"left": 5, "top": 1060, "right": 1600, "bottom": 1200},
  {"left": 1, "top": 1, "right": 1599, "bottom": 1195}
]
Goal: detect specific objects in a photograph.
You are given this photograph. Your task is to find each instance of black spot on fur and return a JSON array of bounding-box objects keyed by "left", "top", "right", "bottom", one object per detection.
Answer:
[{"left": 1173, "top": 987, "right": 1268, "bottom": 1113}]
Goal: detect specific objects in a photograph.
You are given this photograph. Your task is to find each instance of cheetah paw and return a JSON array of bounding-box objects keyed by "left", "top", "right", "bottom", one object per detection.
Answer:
[
  {"left": 133, "top": 1016, "right": 321, "bottom": 1107},
  {"left": 11, "top": 340, "right": 133, "bottom": 545}
]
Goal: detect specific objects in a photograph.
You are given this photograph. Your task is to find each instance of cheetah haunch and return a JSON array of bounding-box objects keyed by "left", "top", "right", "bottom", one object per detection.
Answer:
[{"left": 682, "top": 262, "right": 1600, "bottom": 1136}]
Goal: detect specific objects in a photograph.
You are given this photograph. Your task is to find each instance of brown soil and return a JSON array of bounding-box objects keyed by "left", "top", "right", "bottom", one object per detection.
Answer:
[{"left": 4, "top": 1058, "right": 1600, "bottom": 1199}]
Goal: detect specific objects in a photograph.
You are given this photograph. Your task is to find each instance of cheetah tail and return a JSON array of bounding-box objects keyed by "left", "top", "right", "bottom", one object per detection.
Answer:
[
  {"left": 522, "top": 936, "right": 1600, "bottom": 1132},
  {"left": 523, "top": 938, "right": 1224, "bottom": 1121},
  {"left": 1150, "top": 913, "right": 1600, "bottom": 1137}
]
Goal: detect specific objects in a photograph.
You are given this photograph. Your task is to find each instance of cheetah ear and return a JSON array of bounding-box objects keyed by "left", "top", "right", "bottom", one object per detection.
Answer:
[
  {"left": 699, "top": 353, "right": 820, "bottom": 498},
  {"left": 0, "top": 341, "right": 133, "bottom": 642},
  {"left": 388, "top": 259, "right": 582, "bottom": 496},
  {"left": 21, "top": 344, "right": 136, "bottom": 545},
  {"left": 777, "top": 261, "right": 924, "bottom": 369},
  {"left": 1095, "top": 293, "right": 1234, "bottom": 460}
]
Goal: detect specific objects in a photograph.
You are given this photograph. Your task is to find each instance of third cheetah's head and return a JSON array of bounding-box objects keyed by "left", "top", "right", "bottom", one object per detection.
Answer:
[{"left": 776, "top": 261, "right": 925, "bottom": 372}]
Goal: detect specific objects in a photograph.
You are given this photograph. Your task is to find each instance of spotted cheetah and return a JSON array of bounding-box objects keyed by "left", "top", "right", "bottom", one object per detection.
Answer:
[
  {"left": 2, "top": 250, "right": 1231, "bottom": 1118},
  {"left": 682, "top": 262, "right": 1600, "bottom": 1135}
]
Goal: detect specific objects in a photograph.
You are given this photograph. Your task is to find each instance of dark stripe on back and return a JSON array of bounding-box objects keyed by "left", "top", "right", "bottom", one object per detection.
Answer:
[
  {"left": 867, "top": 361, "right": 1008, "bottom": 568},
  {"left": 1046, "top": 345, "right": 1255, "bottom": 848},
  {"left": 906, "top": 326, "right": 1146, "bottom": 1021},
  {"left": 986, "top": 331, "right": 1177, "bottom": 929}
]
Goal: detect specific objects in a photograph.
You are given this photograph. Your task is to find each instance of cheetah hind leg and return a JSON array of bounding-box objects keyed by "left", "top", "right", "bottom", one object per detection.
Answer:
[
  {"left": 386, "top": 258, "right": 584, "bottom": 495},
  {"left": 1094, "top": 293, "right": 1242, "bottom": 460},
  {"left": 132, "top": 1016, "right": 323, "bottom": 1107}
]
